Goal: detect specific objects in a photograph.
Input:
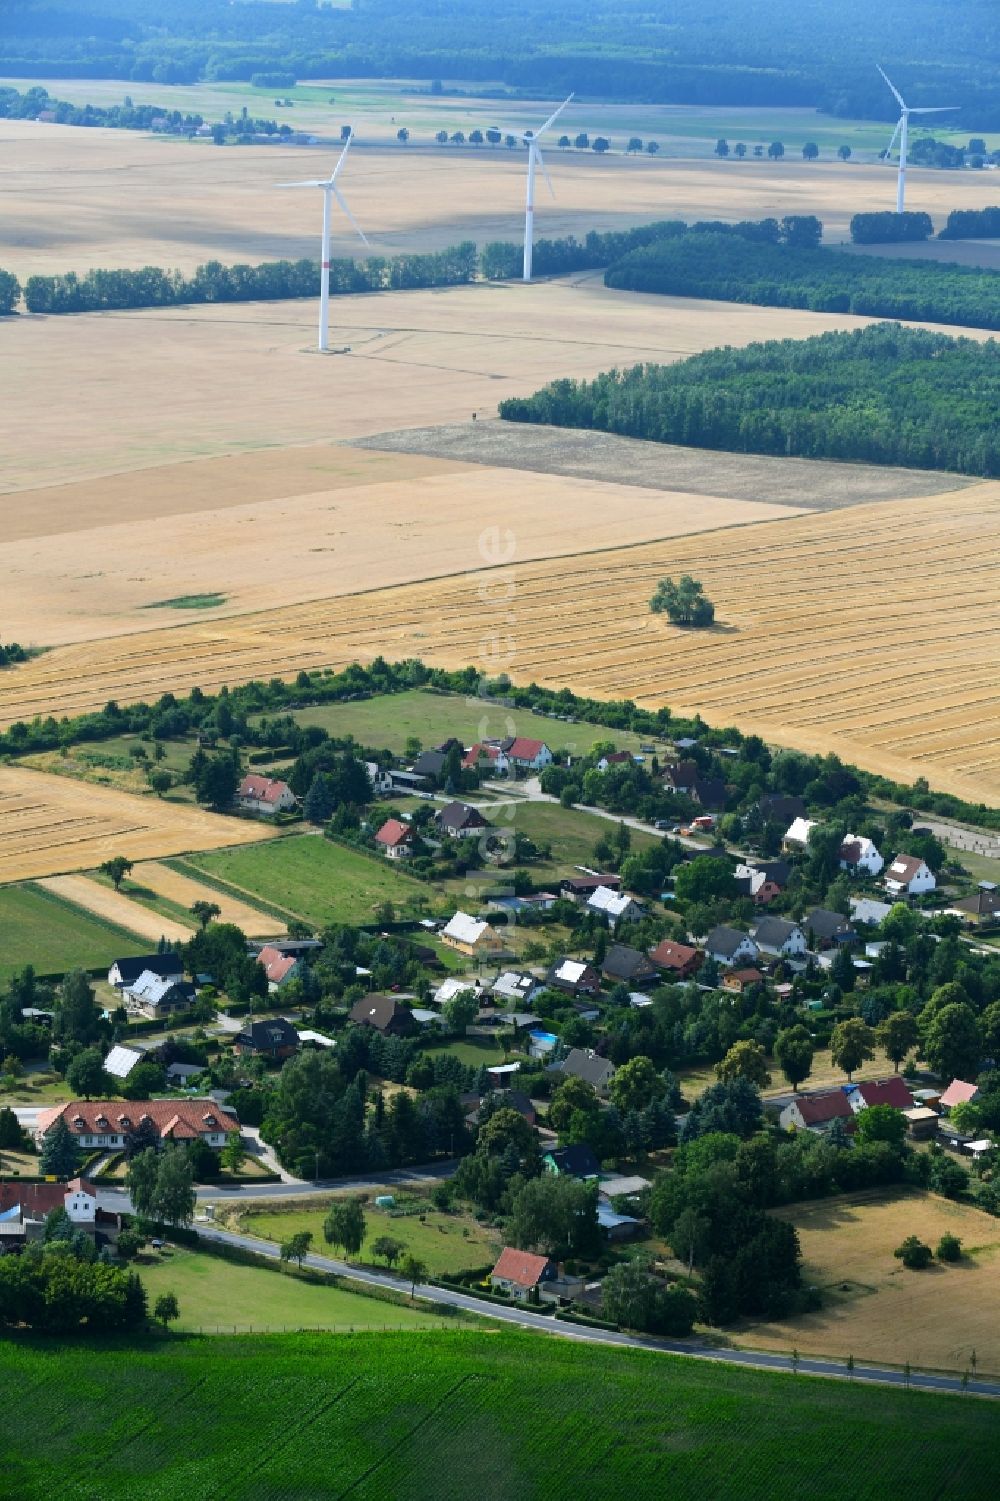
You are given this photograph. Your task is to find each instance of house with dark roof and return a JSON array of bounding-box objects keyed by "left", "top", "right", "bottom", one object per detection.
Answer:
[
  {"left": 804, "top": 909, "right": 856, "bottom": 949},
  {"left": 704, "top": 926, "right": 758, "bottom": 967},
  {"left": 235, "top": 1017, "right": 300, "bottom": 1060},
  {"left": 543, "top": 1144, "right": 600, "bottom": 1180},
  {"left": 553, "top": 1047, "right": 615, "bottom": 1095},
  {"left": 648, "top": 939, "right": 703, "bottom": 980},
  {"left": 348, "top": 995, "right": 416, "bottom": 1036},
  {"left": 602, "top": 944, "right": 658, "bottom": 987},
  {"left": 560, "top": 874, "right": 620, "bottom": 903},
  {"left": 122, "top": 971, "right": 197, "bottom": 1020},
  {"left": 108, "top": 952, "right": 182, "bottom": 990},
  {"left": 546, "top": 958, "right": 601, "bottom": 996},
  {"left": 779, "top": 1090, "right": 854, "bottom": 1133},
  {"left": 410, "top": 749, "right": 448, "bottom": 782},
  {"left": 752, "top": 916, "right": 807, "bottom": 958},
  {"left": 884, "top": 854, "right": 937, "bottom": 898},
  {"left": 948, "top": 887, "right": 1000, "bottom": 927},
  {"left": 756, "top": 794, "right": 807, "bottom": 826},
  {"left": 690, "top": 777, "right": 727, "bottom": 811},
  {"left": 662, "top": 761, "right": 699, "bottom": 794},
  {"left": 489, "top": 1247, "right": 556, "bottom": 1301},
  {"left": 436, "top": 800, "right": 489, "bottom": 839}
]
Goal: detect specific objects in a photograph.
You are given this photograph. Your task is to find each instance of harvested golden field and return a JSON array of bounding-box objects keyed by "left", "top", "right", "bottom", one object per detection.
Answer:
[
  {"left": 5, "top": 118, "right": 1000, "bottom": 281},
  {"left": 2, "top": 278, "right": 950, "bottom": 494},
  {"left": 37, "top": 874, "right": 195, "bottom": 945},
  {"left": 740, "top": 1189, "right": 1000, "bottom": 1374},
  {"left": 1, "top": 484, "right": 996, "bottom": 802},
  {"left": 0, "top": 765, "right": 273, "bottom": 885},
  {"left": 130, "top": 860, "right": 285, "bottom": 938},
  {"left": 0, "top": 440, "right": 807, "bottom": 647}
]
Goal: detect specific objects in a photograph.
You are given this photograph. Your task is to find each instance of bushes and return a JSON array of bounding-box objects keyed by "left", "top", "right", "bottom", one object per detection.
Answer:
[
  {"left": 936, "top": 1232, "right": 963, "bottom": 1262},
  {"left": 894, "top": 1234, "right": 932, "bottom": 1269},
  {"left": 850, "top": 211, "right": 933, "bottom": 244}
]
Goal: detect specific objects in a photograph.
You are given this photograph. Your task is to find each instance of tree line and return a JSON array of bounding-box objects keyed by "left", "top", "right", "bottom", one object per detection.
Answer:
[
  {"left": 604, "top": 228, "right": 1000, "bottom": 332},
  {"left": 499, "top": 322, "right": 1000, "bottom": 478}
]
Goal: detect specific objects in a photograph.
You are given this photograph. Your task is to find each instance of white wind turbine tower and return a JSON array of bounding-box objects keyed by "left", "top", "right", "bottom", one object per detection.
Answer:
[
  {"left": 278, "top": 133, "right": 368, "bottom": 352},
  {"left": 877, "top": 66, "right": 957, "bottom": 214},
  {"left": 499, "top": 95, "right": 573, "bottom": 281}
]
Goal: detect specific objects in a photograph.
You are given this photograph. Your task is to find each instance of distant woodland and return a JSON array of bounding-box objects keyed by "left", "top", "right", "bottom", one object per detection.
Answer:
[
  {"left": 605, "top": 231, "right": 1000, "bottom": 333},
  {"left": 7, "top": 0, "right": 1000, "bottom": 124},
  {"left": 499, "top": 324, "right": 1000, "bottom": 477}
]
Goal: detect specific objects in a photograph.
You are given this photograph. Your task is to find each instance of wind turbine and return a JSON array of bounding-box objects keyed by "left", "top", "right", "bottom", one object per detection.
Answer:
[
  {"left": 277, "top": 134, "right": 368, "bottom": 353},
  {"left": 877, "top": 66, "right": 957, "bottom": 214},
  {"left": 497, "top": 95, "right": 573, "bottom": 281}
]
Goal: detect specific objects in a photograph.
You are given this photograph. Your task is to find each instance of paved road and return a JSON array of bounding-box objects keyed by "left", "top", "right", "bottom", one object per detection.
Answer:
[
  {"left": 195, "top": 1223, "right": 1000, "bottom": 1401},
  {"left": 97, "top": 1160, "right": 458, "bottom": 1213}
]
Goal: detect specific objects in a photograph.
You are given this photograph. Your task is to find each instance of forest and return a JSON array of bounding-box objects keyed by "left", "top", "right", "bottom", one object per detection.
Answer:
[
  {"left": 498, "top": 323, "right": 1000, "bottom": 478},
  {"left": 604, "top": 230, "right": 1000, "bottom": 333},
  {"left": 7, "top": 0, "right": 1000, "bottom": 124}
]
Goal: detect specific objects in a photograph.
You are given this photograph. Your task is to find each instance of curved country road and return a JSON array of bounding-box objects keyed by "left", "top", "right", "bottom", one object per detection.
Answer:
[{"left": 195, "top": 1223, "right": 1000, "bottom": 1402}]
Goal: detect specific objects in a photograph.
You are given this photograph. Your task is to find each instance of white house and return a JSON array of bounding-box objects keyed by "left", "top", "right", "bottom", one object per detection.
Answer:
[
  {"left": 751, "top": 916, "right": 808, "bottom": 958},
  {"left": 497, "top": 736, "right": 553, "bottom": 772},
  {"left": 703, "top": 926, "right": 759, "bottom": 967},
  {"left": 122, "top": 970, "right": 197, "bottom": 1020},
  {"left": 884, "top": 853, "right": 937, "bottom": 898},
  {"left": 35, "top": 1099, "right": 238, "bottom": 1152},
  {"left": 586, "top": 885, "right": 644, "bottom": 927},
  {"left": 839, "top": 835, "right": 884, "bottom": 877},
  {"left": 783, "top": 817, "right": 817, "bottom": 850},
  {"left": 236, "top": 773, "right": 296, "bottom": 816},
  {"left": 365, "top": 761, "right": 393, "bottom": 795}
]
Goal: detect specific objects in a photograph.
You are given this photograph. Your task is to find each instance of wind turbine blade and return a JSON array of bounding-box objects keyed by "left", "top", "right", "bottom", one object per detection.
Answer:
[
  {"left": 877, "top": 64, "right": 906, "bottom": 111},
  {"left": 276, "top": 179, "right": 328, "bottom": 188},
  {"left": 332, "top": 186, "right": 369, "bottom": 246},
  {"left": 908, "top": 105, "right": 958, "bottom": 115},
  {"left": 537, "top": 93, "right": 574, "bottom": 137},
  {"left": 884, "top": 118, "right": 902, "bottom": 160},
  {"left": 535, "top": 145, "right": 556, "bottom": 199},
  {"left": 330, "top": 133, "right": 353, "bottom": 182}
]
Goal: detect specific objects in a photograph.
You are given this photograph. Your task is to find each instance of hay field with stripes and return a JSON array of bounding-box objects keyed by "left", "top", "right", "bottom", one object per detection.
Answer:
[{"left": 1, "top": 483, "right": 996, "bottom": 804}]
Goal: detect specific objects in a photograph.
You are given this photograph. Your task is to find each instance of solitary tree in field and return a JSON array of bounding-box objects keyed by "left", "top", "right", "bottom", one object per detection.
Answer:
[
  {"left": 100, "top": 855, "right": 133, "bottom": 891},
  {"left": 323, "top": 1197, "right": 367, "bottom": 1259},
  {"left": 191, "top": 900, "right": 221, "bottom": 931},
  {"left": 650, "top": 575, "right": 715, "bottom": 627},
  {"left": 396, "top": 127, "right": 409, "bottom": 143},
  {"left": 401, "top": 1253, "right": 428, "bottom": 1298},
  {"left": 280, "top": 1230, "right": 313, "bottom": 1269},
  {"left": 372, "top": 1235, "right": 405, "bottom": 1269},
  {"left": 802, "top": 141, "right": 819, "bottom": 160},
  {"left": 768, "top": 141, "right": 785, "bottom": 160},
  {"left": 774, "top": 1025, "right": 814, "bottom": 1092},
  {"left": 734, "top": 142, "right": 747, "bottom": 158},
  {"left": 154, "top": 1292, "right": 180, "bottom": 1330},
  {"left": 715, "top": 138, "right": 730, "bottom": 157},
  {"left": 558, "top": 134, "right": 571, "bottom": 148},
  {"left": 838, "top": 144, "right": 852, "bottom": 161},
  {"left": 148, "top": 769, "right": 172, "bottom": 797},
  {"left": 830, "top": 1018, "right": 875, "bottom": 1082}
]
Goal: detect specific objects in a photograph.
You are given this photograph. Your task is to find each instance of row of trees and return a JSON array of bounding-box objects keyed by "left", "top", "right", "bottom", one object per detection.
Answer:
[
  {"left": 604, "top": 230, "right": 1000, "bottom": 332},
  {"left": 500, "top": 323, "right": 1000, "bottom": 478},
  {"left": 716, "top": 138, "right": 852, "bottom": 161}
]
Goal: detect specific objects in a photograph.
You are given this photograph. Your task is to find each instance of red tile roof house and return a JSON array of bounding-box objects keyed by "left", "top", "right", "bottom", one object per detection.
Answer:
[
  {"left": 648, "top": 939, "right": 703, "bottom": 981},
  {"left": 497, "top": 737, "right": 553, "bottom": 772},
  {"left": 462, "top": 743, "right": 510, "bottom": 776},
  {"left": 374, "top": 817, "right": 414, "bottom": 859},
  {"left": 779, "top": 1090, "right": 854, "bottom": 1133},
  {"left": 489, "top": 1247, "right": 557, "bottom": 1302},
  {"left": 237, "top": 774, "right": 297, "bottom": 817},
  {"left": 0, "top": 1179, "right": 99, "bottom": 1247},
  {"left": 939, "top": 1079, "right": 981, "bottom": 1112},
  {"left": 35, "top": 1099, "right": 239, "bottom": 1152},
  {"left": 256, "top": 943, "right": 300, "bottom": 989},
  {"left": 847, "top": 1078, "right": 915, "bottom": 1113}
]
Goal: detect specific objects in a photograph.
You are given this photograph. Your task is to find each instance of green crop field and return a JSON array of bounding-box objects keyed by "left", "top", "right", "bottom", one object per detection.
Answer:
[
  {"left": 269, "top": 688, "right": 648, "bottom": 760},
  {"left": 0, "top": 882, "right": 146, "bottom": 984},
  {"left": 184, "top": 834, "right": 429, "bottom": 926},
  {"left": 136, "top": 1245, "right": 463, "bottom": 1332},
  {"left": 2, "top": 1330, "right": 998, "bottom": 1500},
  {"left": 240, "top": 1195, "right": 502, "bottom": 1278}
]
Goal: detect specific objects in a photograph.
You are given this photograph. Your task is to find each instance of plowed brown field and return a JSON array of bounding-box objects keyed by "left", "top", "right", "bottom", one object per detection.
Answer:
[{"left": 1, "top": 484, "right": 997, "bottom": 802}]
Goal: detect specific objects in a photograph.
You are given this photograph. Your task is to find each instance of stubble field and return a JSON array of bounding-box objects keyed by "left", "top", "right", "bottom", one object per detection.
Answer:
[
  {"left": 0, "top": 765, "right": 273, "bottom": 885},
  {"left": 742, "top": 1189, "right": 1000, "bottom": 1375}
]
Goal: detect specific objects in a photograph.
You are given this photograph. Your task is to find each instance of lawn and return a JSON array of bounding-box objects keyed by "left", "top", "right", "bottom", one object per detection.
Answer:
[
  {"left": 239, "top": 1193, "right": 501, "bottom": 1279},
  {"left": 0, "top": 882, "right": 146, "bottom": 984},
  {"left": 2, "top": 1329, "right": 1000, "bottom": 1501},
  {"left": 483, "top": 798, "right": 659, "bottom": 875},
  {"left": 267, "top": 688, "right": 650, "bottom": 760},
  {"left": 740, "top": 1189, "right": 1000, "bottom": 1375},
  {"left": 184, "top": 833, "right": 430, "bottom": 926},
  {"left": 677, "top": 1043, "right": 903, "bottom": 1103},
  {"left": 421, "top": 1037, "right": 513, "bottom": 1068},
  {"left": 136, "top": 1244, "right": 461, "bottom": 1332}
]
